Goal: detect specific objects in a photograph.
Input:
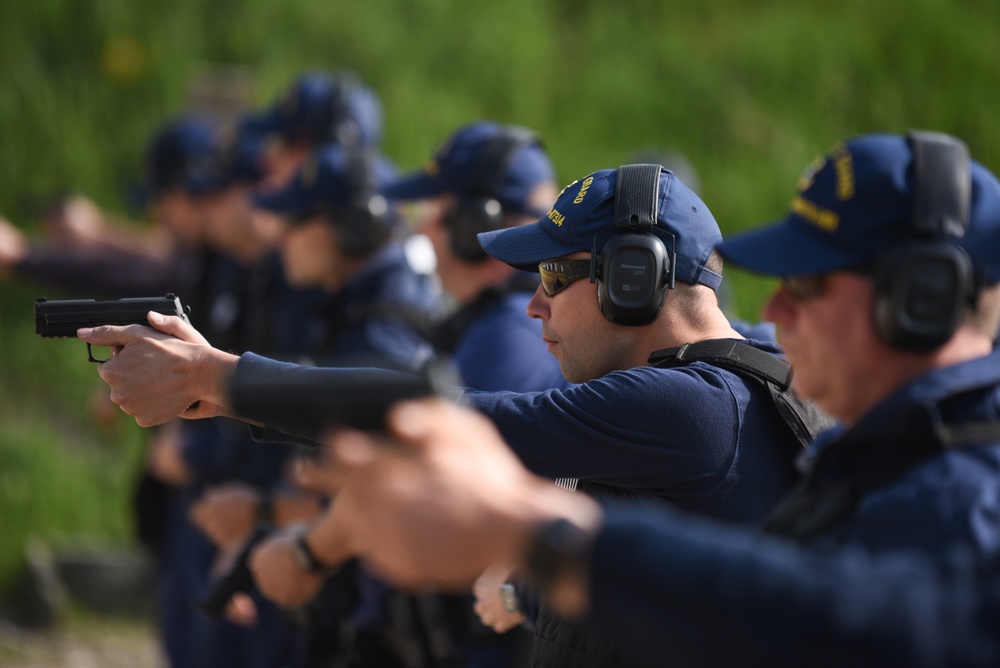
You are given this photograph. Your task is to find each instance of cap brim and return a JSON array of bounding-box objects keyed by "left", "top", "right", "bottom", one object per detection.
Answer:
[
  {"left": 716, "top": 217, "right": 870, "bottom": 277},
  {"left": 253, "top": 186, "right": 306, "bottom": 217},
  {"left": 242, "top": 107, "right": 289, "bottom": 138},
  {"left": 381, "top": 170, "right": 446, "bottom": 201},
  {"left": 185, "top": 173, "right": 229, "bottom": 196},
  {"left": 478, "top": 222, "right": 582, "bottom": 273}
]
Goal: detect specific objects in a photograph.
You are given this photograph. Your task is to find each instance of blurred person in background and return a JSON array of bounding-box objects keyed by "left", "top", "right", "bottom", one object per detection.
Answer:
[
  {"left": 210, "top": 138, "right": 442, "bottom": 668},
  {"left": 384, "top": 120, "right": 568, "bottom": 394},
  {"left": 129, "top": 114, "right": 296, "bottom": 668},
  {"left": 246, "top": 70, "right": 384, "bottom": 192},
  {"left": 368, "top": 119, "right": 570, "bottom": 667},
  {"left": 159, "top": 116, "right": 329, "bottom": 668},
  {"left": 0, "top": 116, "right": 218, "bottom": 299}
]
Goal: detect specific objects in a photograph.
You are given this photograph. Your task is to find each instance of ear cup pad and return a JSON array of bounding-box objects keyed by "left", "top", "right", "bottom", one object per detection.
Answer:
[
  {"left": 872, "top": 241, "right": 972, "bottom": 350},
  {"left": 597, "top": 232, "right": 671, "bottom": 326},
  {"left": 444, "top": 197, "right": 503, "bottom": 262}
]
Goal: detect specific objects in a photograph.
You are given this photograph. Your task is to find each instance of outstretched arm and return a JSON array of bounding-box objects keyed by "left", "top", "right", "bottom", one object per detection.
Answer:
[{"left": 319, "top": 398, "right": 1000, "bottom": 668}]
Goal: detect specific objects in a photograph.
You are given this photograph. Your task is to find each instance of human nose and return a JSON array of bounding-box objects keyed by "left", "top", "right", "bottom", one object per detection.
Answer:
[
  {"left": 526, "top": 283, "right": 550, "bottom": 320},
  {"left": 761, "top": 284, "right": 796, "bottom": 326}
]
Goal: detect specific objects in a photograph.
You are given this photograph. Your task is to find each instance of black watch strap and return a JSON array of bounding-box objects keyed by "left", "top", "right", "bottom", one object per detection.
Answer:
[
  {"left": 256, "top": 491, "right": 274, "bottom": 524},
  {"left": 524, "top": 518, "right": 594, "bottom": 587},
  {"left": 292, "top": 533, "right": 333, "bottom": 574}
]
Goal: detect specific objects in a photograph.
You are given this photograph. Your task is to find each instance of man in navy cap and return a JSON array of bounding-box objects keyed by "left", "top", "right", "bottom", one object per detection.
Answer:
[
  {"left": 247, "top": 71, "right": 383, "bottom": 191},
  {"left": 0, "top": 115, "right": 219, "bottom": 298},
  {"left": 251, "top": 142, "right": 439, "bottom": 368},
  {"left": 380, "top": 120, "right": 569, "bottom": 663},
  {"left": 80, "top": 163, "right": 827, "bottom": 666},
  {"left": 383, "top": 120, "right": 568, "bottom": 393},
  {"left": 714, "top": 131, "right": 1000, "bottom": 562},
  {"left": 236, "top": 141, "right": 444, "bottom": 668}
]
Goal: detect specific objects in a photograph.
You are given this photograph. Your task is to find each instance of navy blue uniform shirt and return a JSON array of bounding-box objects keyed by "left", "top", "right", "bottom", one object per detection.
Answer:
[
  {"left": 766, "top": 348, "right": 1000, "bottom": 560},
  {"left": 587, "top": 502, "right": 1000, "bottom": 667},
  {"left": 451, "top": 288, "right": 570, "bottom": 393},
  {"left": 308, "top": 242, "right": 440, "bottom": 370},
  {"left": 237, "top": 338, "right": 801, "bottom": 523}
]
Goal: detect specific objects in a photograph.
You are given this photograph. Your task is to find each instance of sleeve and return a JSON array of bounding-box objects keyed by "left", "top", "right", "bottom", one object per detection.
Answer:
[
  {"left": 234, "top": 355, "right": 741, "bottom": 505},
  {"left": 335, "top": 314, "right": 435, "bottom": 372},
  {"left": 452, "top": 298, "right": 570, "bottom": 393},
  {"left": 17, "top": 245, "right": 178, "bottom": 297},
  {"left": 833, "top": 452, "right": 1000, "bottom": 555},
  {"left": 585, "top": 503, "right": 999, "bottom": 667},
  {"left": 233, "top": 352, "right": 418, "bottom": 439},
  {"left": 464, "top": 366, "right": 741, "bottom": 501}
]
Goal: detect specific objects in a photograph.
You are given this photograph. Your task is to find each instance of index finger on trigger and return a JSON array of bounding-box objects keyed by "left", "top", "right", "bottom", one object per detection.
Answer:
[{"left": 77, "top": 323, "right": 151, "bottom": 347}]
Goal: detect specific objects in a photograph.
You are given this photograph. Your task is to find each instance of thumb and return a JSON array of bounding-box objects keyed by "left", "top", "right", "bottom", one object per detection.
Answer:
[
  {"left": 328, "top": 429, "right": 379, "bottom": 472},
  {"left": 147, "top": 311, "right": 209, "bottom": 345},
  {"left": 385, "top": 399, "right": 439, "bottom": 451}
]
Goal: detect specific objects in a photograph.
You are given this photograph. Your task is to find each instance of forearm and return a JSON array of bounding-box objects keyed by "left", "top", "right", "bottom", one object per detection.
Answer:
[
  {"left": 584, "top": 505, "right": 995, "bottom": 667},
  {"left": 232, "top": 354, "right": 426, "bottom": 437}
]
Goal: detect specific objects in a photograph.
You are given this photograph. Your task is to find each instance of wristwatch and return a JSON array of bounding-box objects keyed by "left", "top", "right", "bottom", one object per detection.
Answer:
[
  {"left": 498, "top": 583, "right": 521, "bottom": 615},
  {"left": 291, "top": 532, "right": 332, "bottom": 574},
  {"left": 524, "top": 518, "right": 594, "bottom": 588},
  {"left": 256, "top": 491, "right": 274, "bottom": 524}
]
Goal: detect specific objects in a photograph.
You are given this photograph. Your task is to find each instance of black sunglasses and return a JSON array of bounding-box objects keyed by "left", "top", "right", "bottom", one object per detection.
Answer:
[
  {"left": 782, "top": 274, "right": 828, "bottom": 301},
  {"left": 782, "top": 264, "right": 874, "bottom": 301},
  {"left": 538, "top": 259, "right": 593, "bottom": 297}
]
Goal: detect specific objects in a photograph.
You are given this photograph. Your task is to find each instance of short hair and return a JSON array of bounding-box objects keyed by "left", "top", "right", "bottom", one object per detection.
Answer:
[
  {"left": 704, "top": 249, "right": 724, "bottom": 276},
  {"left": 669, "top": 250, "right": 726, "bottom": 326}
]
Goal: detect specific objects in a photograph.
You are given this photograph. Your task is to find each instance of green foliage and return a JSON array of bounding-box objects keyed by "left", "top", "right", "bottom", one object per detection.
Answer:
[{"left": 1, "top": 0, "right": 999, "bottom": 588}]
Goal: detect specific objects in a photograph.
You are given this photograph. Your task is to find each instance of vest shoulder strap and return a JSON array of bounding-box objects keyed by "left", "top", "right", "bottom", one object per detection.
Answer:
[
  {"left": 649, "top": 339, "right": 836, "bottom": 449},
  {"left": 649, "top": 339, "right": 791, "bottom": 388}
]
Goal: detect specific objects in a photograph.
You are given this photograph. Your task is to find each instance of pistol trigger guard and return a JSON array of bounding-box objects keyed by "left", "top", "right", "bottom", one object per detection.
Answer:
[{"left": 87, "top": 343, "right": 110, "bottom": 364}]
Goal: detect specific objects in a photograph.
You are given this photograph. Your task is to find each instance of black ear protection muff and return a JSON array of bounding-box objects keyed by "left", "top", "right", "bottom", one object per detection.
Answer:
[
  {"left": 331, "top": 146, "right": 391, "bottom": 257},
  {"left": 297, "top": 72, "right": 363, "bottom": 147},
  {"left": 325, "top": 73, "right": 363, "bottom": 147},
  {"left": 595, "top": 164, "right": 676, "bottom": 326},
  {"left": 872, "top": 130, "right": 974, "bottom": 351},
  {"left": 443, "top": 126, "right": 541, "bottom": 262}
]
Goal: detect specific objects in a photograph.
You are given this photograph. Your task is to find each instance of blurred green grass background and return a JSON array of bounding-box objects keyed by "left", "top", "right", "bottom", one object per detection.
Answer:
[{"left": 1, "top": 0, "right": 999, "bottom": 593}]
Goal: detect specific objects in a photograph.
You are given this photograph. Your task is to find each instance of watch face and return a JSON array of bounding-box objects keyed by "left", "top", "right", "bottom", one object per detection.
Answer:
[
  {"left": 292, "top": 539, "right": 313, "bottom": 573},
  {"left": 498, "top": 583, "right": 520, "bottom": 615}
]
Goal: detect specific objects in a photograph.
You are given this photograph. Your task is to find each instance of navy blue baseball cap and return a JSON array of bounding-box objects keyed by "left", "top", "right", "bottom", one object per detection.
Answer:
[
  {"left": 717, "top": 133, "right": 1000, "bottom": 281},
  {"left": 130, "top": 115, "right": 220, "bottom": 208},
  {"left": 477, "top": 166, "right": 724, "bottom": 289},
  {"left": 381, "top": 121, "right": 555, "bottom": 215},
  {"left": 184, "top": 117, "right": 266, "bottom": 194},
  {"left": 954, "top": 161, "right": 1000, "bottom": 283},
  {"left": 254, "top": 144, "right": 397, "bottom": 221},
  {"left": 247, "top": 71, "right": 383, "bottom": 147}
]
